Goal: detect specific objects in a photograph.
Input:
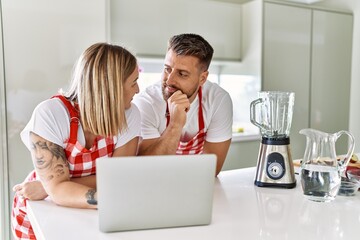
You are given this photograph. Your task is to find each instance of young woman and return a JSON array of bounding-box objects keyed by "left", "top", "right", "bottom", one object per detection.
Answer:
[{"left": 12, "top": 43, "right": 141, "bottom": 239}]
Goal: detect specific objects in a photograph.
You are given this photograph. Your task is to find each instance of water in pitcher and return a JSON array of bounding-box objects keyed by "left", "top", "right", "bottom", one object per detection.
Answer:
[
  {"left": 299, "top": 128, "right": 355, "bottom": 202},
  {"left": 300, "top": 164, "right": 341, "bottom": 202}
]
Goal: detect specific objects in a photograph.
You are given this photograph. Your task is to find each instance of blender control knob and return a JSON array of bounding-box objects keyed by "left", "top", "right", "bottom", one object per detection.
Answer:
[{"left": 266, "top": 152, "right": 286, "bottom": 180}]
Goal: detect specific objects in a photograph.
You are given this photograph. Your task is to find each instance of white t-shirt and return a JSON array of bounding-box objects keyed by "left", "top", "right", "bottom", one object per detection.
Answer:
[
  {"left": 20, "top": 98, "right": 141, "bottom": 151},
  {"left": 133, "top": 81, "right": 233, "bottom": 143}
]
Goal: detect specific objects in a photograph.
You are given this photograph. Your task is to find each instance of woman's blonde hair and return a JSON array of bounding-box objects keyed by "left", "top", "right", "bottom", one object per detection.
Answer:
[{"left": 64, "top": 43, "right": 137, "bottom": 137}]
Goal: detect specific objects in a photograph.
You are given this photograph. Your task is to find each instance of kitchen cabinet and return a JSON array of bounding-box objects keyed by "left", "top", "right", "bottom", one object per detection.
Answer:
[
  {"left": 262, "top": 1, "right": 353, "bottom": 159},
  {"left": 110, "top": 0, "right": 242, "bottom": 61},
  {"left": 310, "top": 10, "right": 353, "bottom": 137}
]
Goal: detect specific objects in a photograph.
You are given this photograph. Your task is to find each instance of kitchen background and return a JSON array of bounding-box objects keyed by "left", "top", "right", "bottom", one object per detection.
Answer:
[{"left": 1, "top": 0, "right": 359, "bottom": 239}]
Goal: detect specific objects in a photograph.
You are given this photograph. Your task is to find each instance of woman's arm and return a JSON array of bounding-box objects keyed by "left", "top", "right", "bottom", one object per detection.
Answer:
[
  {"left": 13, "top": 175, "right": 97, "bottom": 201},
  {"left": 29, "top": 131, "right": 97, "bottom": 209},
  {"left": 112, "top": 136, "right": 139, "bottom": 157},
  {"left": 14, "top": 137, "right": 139, "bottom": 200}
]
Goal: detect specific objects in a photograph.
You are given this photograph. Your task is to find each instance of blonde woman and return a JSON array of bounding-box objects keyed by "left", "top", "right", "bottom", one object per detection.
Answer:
[{"left": 12, "top": 43, "right": 141, "bottom": 239}]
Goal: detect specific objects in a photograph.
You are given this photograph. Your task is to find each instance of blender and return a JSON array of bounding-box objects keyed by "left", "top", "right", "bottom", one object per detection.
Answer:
[{"left": 250, "top": 91, "right": 296, "bottom": 188}]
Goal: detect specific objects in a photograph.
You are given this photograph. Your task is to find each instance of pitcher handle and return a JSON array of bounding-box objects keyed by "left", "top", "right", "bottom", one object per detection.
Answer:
[
  {"left": 250, "top": 98, "right": 263, "bottom": 129},
  {"left": 335, "top": 130, "right": 355, "bottom": 172}
]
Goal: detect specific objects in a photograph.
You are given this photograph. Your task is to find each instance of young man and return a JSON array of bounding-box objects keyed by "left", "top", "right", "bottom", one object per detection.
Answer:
[{"left": 134, "top": 33, "right": 233, "bottom": 175}]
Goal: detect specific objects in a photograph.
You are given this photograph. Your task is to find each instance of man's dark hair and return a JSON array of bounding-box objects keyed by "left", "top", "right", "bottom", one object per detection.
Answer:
[{"left": 167, "top": 33, "right": 214, "bottom": 71}]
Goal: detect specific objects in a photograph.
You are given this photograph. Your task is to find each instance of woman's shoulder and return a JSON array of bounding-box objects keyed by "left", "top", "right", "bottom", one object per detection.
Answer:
[
  {"left": 21, "top": 97, "right": 71, "bottom": 150},
  {"left": 34, "top": 97, "right": 68, "bottom": 115},
  {"left": 30, "top": 97, "right": 72, "bottom": 135}
]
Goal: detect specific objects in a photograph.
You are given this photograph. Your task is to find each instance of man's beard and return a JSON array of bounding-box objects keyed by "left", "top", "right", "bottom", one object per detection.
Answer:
[
  {"left": 162, "top": 82, "right": 198, "bottom": 102},
  {"left": 161, "top": 82, "right": 173, "bottom": 101}
]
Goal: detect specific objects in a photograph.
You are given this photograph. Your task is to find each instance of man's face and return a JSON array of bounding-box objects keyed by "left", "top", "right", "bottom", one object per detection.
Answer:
[{"left": 161, "top": 49, "right": 208, "bottom": 103}]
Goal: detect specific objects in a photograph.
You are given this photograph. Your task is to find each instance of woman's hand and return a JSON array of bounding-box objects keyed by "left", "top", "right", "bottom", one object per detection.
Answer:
[{"left": 13, "top": 180, "right": 48, "bottom": 200}]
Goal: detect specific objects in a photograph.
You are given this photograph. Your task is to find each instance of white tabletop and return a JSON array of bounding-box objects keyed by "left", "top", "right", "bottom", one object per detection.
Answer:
[{"left": 27, "top": 167, "right": 360, "bottom": 240}]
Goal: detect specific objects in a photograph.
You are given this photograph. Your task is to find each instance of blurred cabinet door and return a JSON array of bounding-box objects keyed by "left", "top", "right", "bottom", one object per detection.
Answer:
[
  {"left": 262, "top": 2, "right": 353, "bottom": 158},
  {"left": 262, "top": 2, "right": 312, "bottom": 159},
  {"left": 310, "top": 10, "right": 353, "bottom": 153},
  {"left": 110, "top": 0, "right": 242, "bottom": 61}
]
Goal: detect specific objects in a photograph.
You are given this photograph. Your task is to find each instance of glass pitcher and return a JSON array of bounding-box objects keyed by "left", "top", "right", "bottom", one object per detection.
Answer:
[
  {"left": 250, "top": 91, "right": 294, "bottom": 138},
  {"left": 299, "top": 128, "right": 355, "bottom": 202}
]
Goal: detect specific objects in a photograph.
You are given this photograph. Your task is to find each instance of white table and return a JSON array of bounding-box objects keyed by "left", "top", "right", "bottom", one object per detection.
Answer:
[{"left": 27, "top": 167, "right": 360, "bottom": 240}]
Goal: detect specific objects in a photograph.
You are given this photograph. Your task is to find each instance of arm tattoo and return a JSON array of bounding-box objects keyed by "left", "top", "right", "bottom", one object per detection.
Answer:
[
  {"left": 30, "top": 132, "right": 69, "bottom": 183},
  {"left": 86, "top": 189, "right": 97, "bottom": 205}
]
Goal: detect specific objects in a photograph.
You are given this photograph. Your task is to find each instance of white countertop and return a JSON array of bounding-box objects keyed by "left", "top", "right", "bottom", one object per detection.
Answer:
[{"left": 27, "top": 167, "right": 360, "bottom": 240}]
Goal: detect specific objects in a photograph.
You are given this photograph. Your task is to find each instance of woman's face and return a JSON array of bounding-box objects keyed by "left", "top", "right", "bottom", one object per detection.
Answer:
[{"left": 123, "top": 65, "right": 140, "bottom": 109}]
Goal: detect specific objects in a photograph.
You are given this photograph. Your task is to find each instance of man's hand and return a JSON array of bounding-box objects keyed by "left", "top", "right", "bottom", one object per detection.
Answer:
[
  {"left": 13, "top": 180, "right": 48, "bottom": 200},
  {"left": 167, "top": 90, "right": 190, "bottom": 129}
]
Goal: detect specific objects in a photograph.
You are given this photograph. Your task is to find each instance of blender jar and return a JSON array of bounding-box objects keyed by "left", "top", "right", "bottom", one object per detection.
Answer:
[{"left": 250, "top": 91, "right": 295, "bottom": 138}]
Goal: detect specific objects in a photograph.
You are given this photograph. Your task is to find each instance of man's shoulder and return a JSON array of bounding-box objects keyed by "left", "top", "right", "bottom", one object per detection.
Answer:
[{"left": 202, "top": 81, "right": 230, "bottom": 98}]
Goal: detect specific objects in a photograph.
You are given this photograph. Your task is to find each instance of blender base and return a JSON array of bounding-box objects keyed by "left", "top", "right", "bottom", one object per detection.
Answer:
[
  {"left": 254, "top": 137, "right": 297, "bottom": 189},
  {"left": 255, "top": 180, "right": 296, "bottom": 189}
]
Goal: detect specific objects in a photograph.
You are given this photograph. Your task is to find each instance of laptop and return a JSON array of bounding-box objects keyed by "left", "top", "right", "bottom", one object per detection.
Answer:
[{"left": 96, "top": 154, "right": 217, "bottom": 232}]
